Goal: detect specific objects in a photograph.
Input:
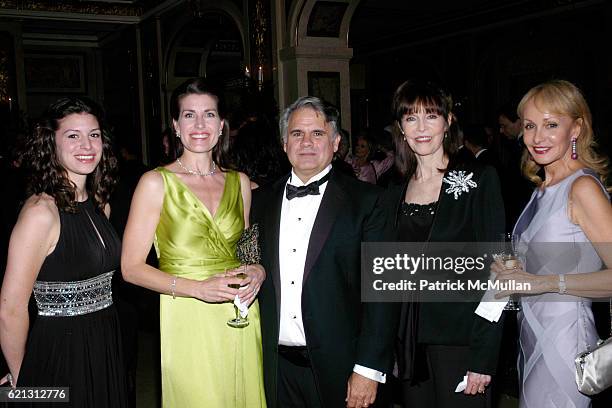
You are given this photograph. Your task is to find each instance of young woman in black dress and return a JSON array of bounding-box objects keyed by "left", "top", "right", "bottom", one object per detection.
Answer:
[{"left": 0, "top": 97, "right": 127, "bottom": 407}]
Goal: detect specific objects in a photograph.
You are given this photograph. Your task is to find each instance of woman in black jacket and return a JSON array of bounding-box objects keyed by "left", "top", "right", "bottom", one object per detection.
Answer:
[{"left": 384, "top": 80, "right": 505, "bottom": 408}]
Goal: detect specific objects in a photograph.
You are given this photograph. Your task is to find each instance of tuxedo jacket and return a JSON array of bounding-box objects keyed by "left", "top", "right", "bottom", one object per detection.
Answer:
[
  {"left": 251, "top": 170, "right": 397, "bottom": 408},
  {"left": 383, "top": 160, "right": 506, "bottom": 375},
  {"left": 474, "top": 149, "right": 497, "bottom": 168}
]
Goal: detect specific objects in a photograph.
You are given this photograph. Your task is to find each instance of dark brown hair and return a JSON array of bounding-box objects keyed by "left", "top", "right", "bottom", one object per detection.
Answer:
[
  {"left": 391, "top": 80, "right": 458, "bottom": 178},
  {"left": 26, "top": 97, "right": 117, "bottom": 213},
  {"left": 169, "top": 77, "right": 232, "bottom": 170}
]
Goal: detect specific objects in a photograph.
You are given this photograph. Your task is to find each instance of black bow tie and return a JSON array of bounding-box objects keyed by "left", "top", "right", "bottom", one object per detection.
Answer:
[{"left": 285, "top": 173, "right": 331, "bottom": 200}]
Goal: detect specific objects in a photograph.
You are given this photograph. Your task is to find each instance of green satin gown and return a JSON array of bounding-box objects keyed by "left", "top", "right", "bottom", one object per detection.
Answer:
[{"left": 154, "top": 168, "right": 266, "bottom": 408}]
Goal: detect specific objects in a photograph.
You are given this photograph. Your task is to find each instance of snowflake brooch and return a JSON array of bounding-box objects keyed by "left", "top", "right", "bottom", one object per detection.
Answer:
[{"left": 442, "top": 170, "right": 477, "bottom": 199}]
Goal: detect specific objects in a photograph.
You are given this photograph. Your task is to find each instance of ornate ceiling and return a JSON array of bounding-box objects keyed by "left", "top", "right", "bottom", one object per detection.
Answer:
[
  {"left": 0, "top": 0, "right": 185, "bottom": 45},
  {"left": 0, "top": 0, "right": 168, "bottom": 16}
]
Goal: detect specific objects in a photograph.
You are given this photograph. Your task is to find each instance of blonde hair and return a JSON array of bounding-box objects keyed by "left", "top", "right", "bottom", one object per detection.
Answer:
[{"left": 517, "top": 80, "right": 610, "bottom": 191}]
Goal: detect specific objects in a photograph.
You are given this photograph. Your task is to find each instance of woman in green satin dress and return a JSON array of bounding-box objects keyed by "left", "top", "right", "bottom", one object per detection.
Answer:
[{"left": 122, "top": 78, "right": 267, "bottom": 407}]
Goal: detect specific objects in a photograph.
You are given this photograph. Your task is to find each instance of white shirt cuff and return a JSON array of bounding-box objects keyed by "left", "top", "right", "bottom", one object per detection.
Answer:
[{"left": 353, "top": 364, "right": 386, "bottom": 384}]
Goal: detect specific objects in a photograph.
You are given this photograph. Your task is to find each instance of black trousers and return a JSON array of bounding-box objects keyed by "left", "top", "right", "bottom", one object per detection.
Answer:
[
  {"left": 277, "top": 346, "right": 394, "bottom": 408},
  {"left": 278, "top": 346, "right": 323, "bottom": 408},
  {"left": 402, "top": 345, "right": 492, "bottom": 408}
]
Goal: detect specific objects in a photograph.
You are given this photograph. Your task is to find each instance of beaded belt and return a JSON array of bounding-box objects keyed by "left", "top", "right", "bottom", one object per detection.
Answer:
[{"left": 33, "top": 271, "right": 114, "bottom": 317}]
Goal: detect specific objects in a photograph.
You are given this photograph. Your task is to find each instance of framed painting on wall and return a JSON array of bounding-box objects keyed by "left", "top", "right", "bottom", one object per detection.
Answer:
[
  {"left": 307, "top": 71, "right": 341, "bottom": 111},
  {"left": 24, "top": 54, "right": 85, "bottom": 93},
  {"left": 307, "top": 1, "right": 348, "bottom": 38}
]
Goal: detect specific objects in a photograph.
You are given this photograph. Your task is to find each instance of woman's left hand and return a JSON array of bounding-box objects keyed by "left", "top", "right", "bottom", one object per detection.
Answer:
[
  {"left": 226, "top": 264, "right": 266, "bottom": 306},
  {"left": 465, "top": 371, "right": 491, "bottom": 395},
  {"left": 493, "top": 258, "right": 553, "bottom": 298}
]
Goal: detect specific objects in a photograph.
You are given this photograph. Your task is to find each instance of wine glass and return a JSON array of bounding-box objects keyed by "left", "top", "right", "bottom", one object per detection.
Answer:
[
  {"left": 500, "top": 233, "right": 521, "bottom": 311},
  {"left": 227, "top": 266, "right": 249, "bottom": 328}
]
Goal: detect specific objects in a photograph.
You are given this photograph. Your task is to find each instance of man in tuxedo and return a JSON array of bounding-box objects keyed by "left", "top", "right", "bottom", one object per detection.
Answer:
[
  {"left": 463, "top": 124, "right": 497, "bottom": 168},
  {"left": 251, "top": 96, "right": 396, "bottom": 408},
  {"left": 497, "top": 106, "right": 522, "bottom": 143}
]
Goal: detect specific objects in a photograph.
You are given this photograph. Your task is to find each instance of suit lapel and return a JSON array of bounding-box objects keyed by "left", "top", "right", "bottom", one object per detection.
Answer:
[
  {"left": 428, "top": 174, "right": 448, "bottom": 242},
  {"left": 303, "top": 172, "right": 344, "bottom": 282},
  {"left": 266, "top": 176, "right": 287, "bottom": 318}
]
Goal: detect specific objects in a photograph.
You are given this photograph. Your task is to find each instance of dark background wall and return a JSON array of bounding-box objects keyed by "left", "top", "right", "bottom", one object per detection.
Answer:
[
  {"left": 349, "top": 0, "right": 611, "bottom": 156},
  {"left": 0, "top": 0, "right": 610, "bottom": 161}
]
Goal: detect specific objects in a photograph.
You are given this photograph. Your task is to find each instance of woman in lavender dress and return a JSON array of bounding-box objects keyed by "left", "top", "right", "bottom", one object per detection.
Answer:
[{"left": 494, "top": 80, "right": 612, "bottom": 408}]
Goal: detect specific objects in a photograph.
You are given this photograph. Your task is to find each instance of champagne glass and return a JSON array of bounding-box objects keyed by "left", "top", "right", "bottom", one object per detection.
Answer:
[
  {"left": 227, "top": 266, "right": 249, "bottom": 328},
  {"left": 500, "top": 233, "right": 521, "bottom": 311}
]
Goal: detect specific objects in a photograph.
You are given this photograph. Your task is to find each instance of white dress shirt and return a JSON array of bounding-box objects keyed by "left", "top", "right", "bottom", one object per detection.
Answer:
[{"left": 278, "top": 165, "right": 386, "bottom": 383}]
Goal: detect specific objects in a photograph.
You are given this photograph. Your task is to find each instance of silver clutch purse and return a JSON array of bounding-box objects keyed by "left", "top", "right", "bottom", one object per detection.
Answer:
[
  {"left": 575, "top": 337, "right": 612, "bottom": 395},
  {"left": 575, "top": 300, "right": 612, "bottom": 395}
]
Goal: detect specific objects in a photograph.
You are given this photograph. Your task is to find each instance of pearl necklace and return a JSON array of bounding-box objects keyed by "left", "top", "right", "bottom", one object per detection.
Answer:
[{"left": 176, "top": 158, "right": 216, "bottom": 176}]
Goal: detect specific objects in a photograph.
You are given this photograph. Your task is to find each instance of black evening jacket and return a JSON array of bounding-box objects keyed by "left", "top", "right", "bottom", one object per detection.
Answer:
[{"left": 382, "top": 160, "right": 506, "bottom": 375}]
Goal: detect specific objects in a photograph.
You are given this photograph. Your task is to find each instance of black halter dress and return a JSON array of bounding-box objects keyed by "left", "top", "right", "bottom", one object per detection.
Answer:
[{"left": 17, "top": 198, "right": 127, "bottom": 408}]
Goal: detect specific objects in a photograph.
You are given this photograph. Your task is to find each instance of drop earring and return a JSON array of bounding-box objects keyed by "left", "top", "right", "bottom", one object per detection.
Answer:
[
  {"left": 571, "top": 137, "right": 578, "bottom": 160},
  {"left": 176, "top": 131, "right": 181, "bottom": 138}
]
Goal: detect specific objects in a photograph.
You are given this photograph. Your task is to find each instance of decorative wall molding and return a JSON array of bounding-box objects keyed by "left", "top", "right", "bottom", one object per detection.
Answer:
[
  {"left": 0, "top": 48, "right": 9, "bottom": 103},
  {"left": 252, "top": 0, "right": 267, "bottom": 70},
  {"left": 0, "top": 0, "right": 179, "bottom": 23},
  {"left": 0, "top": 0, "right": 142, "bottom": 16}
]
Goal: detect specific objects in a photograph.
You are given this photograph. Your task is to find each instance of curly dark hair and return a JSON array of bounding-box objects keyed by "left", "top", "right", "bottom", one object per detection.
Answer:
[
  {"left": 169, "top": 77, "right": 233, "bottom": 170},
  {"left": 26, "top": 97, "right": 117, "bottom": 213}
]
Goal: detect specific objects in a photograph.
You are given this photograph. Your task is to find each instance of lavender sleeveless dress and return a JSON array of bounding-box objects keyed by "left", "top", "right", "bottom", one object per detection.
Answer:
[{"left": 513, "top": 169, "right": 609, "bottom": 408}]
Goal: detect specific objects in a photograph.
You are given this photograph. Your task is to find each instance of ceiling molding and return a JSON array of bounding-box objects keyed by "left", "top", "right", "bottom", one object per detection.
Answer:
[
  {"left": 22, "top": 32, "right": 101, "bottom": 47},
  {"left": 0, "top": 9, "right": 139, "bottom": 24},
  {"left": 0, "top": 0, "right": 181, "bottom": 23},
  {"left": 140, "top": 0, "right": 186, "bottom": 21}
]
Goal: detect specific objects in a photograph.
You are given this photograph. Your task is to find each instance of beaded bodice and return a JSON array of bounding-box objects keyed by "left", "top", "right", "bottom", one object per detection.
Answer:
[
  {"left": 34, "top": 198, "right": 120, "bottom": 315},
  {"left": 398, "top": 201, "right": 438, "bottom": 242}
]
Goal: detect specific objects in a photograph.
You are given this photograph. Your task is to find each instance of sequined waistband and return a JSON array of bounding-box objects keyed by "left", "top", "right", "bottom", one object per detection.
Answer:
[{"left": 33, "top": 271, "right": 114, "bottom": 317}]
